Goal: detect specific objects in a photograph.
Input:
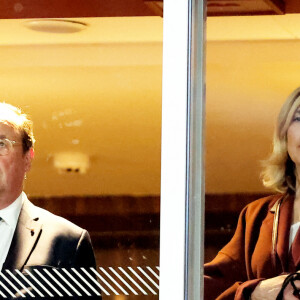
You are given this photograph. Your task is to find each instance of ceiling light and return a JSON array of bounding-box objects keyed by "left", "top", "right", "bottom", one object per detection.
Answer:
[{"left": 23, "top": 19, "right": 88, "bottom": 34}]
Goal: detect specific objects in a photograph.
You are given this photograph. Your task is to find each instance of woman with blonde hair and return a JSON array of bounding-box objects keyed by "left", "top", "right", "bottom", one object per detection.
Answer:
[{"left": 205, "top": 87, "right": 300, "bottom": 300}]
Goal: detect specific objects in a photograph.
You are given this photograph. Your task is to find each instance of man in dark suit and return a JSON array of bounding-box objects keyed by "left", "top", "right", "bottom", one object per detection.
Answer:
[
  {"left": 0, "top": 103, "right": 100, "bottom": 298},
  {"left": 3, "top": 197, "right": 96, "bottom": 271}
]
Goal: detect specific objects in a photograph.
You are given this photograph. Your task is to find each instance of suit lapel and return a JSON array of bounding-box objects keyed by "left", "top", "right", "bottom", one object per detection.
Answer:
[{"left": 2, "top": 198, "right": 42, "bottom": 271}]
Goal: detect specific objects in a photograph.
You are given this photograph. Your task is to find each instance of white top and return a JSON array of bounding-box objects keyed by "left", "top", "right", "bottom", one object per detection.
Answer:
[
  {"left": 289, "top": 221, "right": 300, "bottom": 249},
  {"left": 0, "top": 192, "right": 24, "bottom": 271}
]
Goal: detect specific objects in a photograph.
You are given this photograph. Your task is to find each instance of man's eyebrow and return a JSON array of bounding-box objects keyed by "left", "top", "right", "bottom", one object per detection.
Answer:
[{"left": 0, "top": 135, "right": 7, "bottom": 139}]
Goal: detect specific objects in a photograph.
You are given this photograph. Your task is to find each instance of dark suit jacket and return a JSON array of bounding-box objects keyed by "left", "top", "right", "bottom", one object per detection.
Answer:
[
  {"left": 1, "top": 198, "right": 101, "bottom": 299},
  {"left": 204, "top": 194, "right": 295, "bottom": 300}
]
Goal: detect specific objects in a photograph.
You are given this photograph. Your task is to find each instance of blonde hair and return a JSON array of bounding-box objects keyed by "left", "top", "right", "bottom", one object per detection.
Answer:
[
  {"left": 262, "top": 88, "right": 300, "bottom": 193},
  {"left": 0, "top": 102, "right": 35, "bottom": 152}
]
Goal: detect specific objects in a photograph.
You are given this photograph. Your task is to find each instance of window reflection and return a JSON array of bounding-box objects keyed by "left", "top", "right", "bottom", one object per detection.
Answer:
[{"left": 0, "top": 12, "right": 162, "bottom": 300}]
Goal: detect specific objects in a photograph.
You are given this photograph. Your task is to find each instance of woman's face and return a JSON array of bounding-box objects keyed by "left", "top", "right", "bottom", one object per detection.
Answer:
[{"left": 287, "top": 107, "right": 300, "bottom": 168}]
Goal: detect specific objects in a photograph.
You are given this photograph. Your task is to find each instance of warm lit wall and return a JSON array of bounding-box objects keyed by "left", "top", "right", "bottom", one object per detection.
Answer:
[
  {"left": 4, "top": 15, "right": 300, "bottom": 196},
  {"left": 0, "top": 17, "right": 163, "bottom": 197},
  {"left": 206, "top": 15, "right": 300, "bottom": 193}
]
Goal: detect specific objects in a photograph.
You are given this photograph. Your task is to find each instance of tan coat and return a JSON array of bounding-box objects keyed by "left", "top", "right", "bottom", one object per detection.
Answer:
[{"left": 204, "top": 194, "right": 297, "bottom": 300}]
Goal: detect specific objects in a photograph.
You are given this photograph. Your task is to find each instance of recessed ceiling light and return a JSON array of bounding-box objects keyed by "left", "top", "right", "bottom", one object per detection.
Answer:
[{"left": 23, "top": 19, "right": 88, "bottom": 34}]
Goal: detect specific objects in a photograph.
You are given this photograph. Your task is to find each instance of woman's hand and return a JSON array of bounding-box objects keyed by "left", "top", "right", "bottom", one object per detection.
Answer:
[{"left": 251, "top": 275, "right": 288, "bottom": 300}]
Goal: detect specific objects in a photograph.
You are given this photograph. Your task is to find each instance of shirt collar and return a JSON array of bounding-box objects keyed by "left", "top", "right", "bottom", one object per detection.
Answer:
[{"left": 0, "top": 192, "right": 24, "bottom": 228}]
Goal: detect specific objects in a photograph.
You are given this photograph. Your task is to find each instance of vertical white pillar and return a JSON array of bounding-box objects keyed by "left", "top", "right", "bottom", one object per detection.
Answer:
[
  {"left": 160, "top": 0, "right": 189, "bottom": 299},
  {"left": 160, "top": 0, "right": 205, "bottom": 299}
]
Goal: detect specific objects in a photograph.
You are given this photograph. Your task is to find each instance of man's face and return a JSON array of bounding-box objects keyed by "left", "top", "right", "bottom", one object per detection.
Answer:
[{"left": 0, "top": 123, "right": 32, "bottom": 208}]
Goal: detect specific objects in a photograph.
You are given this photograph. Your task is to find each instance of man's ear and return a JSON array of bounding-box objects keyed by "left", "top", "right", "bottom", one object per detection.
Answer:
[{"left": 24, "top": 148, "right": 34, "bottom": 172}]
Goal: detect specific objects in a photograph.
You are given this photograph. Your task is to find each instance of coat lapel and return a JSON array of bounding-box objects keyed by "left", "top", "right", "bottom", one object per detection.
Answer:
[
  {"left": 2, "top": 199, "right": 42, "bottom": 271},
  {"left": 275, "top": 194, "right": 294, "bottom": 272}
]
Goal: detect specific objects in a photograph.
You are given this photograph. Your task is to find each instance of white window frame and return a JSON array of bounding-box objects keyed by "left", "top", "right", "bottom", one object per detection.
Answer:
[{"left": 160, "top": 0, "right": 206, "bottom": 299}]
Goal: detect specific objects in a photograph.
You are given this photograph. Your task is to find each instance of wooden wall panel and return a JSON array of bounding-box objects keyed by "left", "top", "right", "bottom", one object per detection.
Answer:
[{"left": 205, "top": 193, "right": 268, "bottom": 262}]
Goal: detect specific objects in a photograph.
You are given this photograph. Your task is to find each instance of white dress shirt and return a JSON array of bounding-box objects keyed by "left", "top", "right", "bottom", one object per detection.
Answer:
[{"left": 0, "top": 192, "right": 24, "bottom": 271}]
